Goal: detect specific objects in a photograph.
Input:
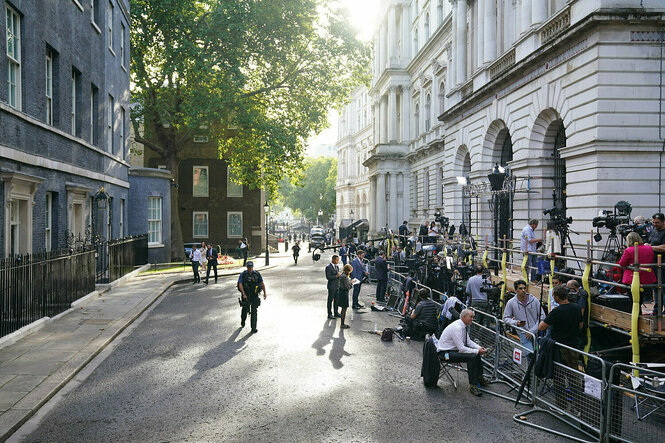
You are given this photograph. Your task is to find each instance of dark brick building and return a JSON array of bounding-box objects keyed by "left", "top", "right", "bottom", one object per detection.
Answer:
[
  {"left": 140, "top": 137, "right": 265, "bottom": 256},
  {"left": 0, "top": 0, "right": 134, "bottom": 256}
]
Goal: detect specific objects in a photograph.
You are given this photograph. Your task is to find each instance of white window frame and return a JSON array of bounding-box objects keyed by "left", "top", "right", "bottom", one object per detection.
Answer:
[
  {"left": 120, "top": 21, "right": 125, "bottom": 69},
  {"left": 227, "top": 211, "right": 243, "bottom": 238},
  {"left": 192, "top": 165, "right": 209, "bottom": 197},
  {"left": 148, "top": 197, "right": 162, "bottom": 245},
  {"left": 226, "top": 165, "right": 243, "bottom": 197},
  {"left": 45, "top": 49, "right": 53, "bottom": 125},
  {"left": 90, "top": 85, "right": 97, "bottom": 144},
  {"left": 107, "top": 94, "right": 113, "bottom": 152},
  {"left": 193, "top": 211, "right": 209, "bottom": 238},
  {"left": 6, "top": 5, "right": 21, "bottom": 110},
  {"left": 71, "top": 70, "right": 77, "bottom": 135},
  {"left": 107, "top": 1, "right": 114, "bottom": 53},
  {"left": 119, "top": 198, "right": 124, "bottom": 237},
  {"left": 45, "top": 192, "right": 52, "bottom": 252},
  {"left": 119, "top": 106, "right": 125, "bottom": 158}
]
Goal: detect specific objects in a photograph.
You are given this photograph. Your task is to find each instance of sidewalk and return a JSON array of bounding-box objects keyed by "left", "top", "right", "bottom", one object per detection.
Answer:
[{"left": 0, "top": 261, "right": 277, "bottom": 441}]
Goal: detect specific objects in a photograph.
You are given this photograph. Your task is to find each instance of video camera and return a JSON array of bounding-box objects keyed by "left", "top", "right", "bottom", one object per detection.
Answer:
[
  {"left": 433, "top": 211, "right": 450, "bottom": 230},
  {"left": 592, "top": 201, "right": 632, "bottom": 233},
  {"left": 543, "top": 206, "right": 573, "bottom": 232},
  {"left": 479, "top": 280, "right": 504, "bottom": 317},
  {"left": 617, "top": 221, "right": 652, "bottom": 241}
]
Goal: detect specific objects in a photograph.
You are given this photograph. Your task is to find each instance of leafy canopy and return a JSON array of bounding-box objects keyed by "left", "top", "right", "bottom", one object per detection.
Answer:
[
  {"left": 130, "top": 0, "right": 369, "bottom": 195},
  {"left": 279, "top": 157, "right": 337, "bottom": 222}
]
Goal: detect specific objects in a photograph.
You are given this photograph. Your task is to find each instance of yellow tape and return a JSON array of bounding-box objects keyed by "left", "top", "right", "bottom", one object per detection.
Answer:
[
  {"left": 631, "top": 271, "right": 641, "bottom": 366},
  {"left": 522, "top": 254, "right": 529, "bottom": 282}
]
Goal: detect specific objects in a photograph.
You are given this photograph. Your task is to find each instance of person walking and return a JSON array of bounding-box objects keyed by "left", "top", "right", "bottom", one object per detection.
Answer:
[
  {"left": 237, "top": 261, "right": 267, "bottom": 333},
  {"left": 325, "top": 255, "right": 341, "bottom": 319},
  {"left": 351, "top": 250, "right": 368, "bottom": 309},
  {"left": 292, "top": 241, "right": 301, "bottom": 265},
  {"left": 189, "top": 244, "right": 202, "bottom": 284},
  {"left": 337, "top": 264, "right": 353, "bottom": 329},
  {"left": 205, "top": 243, "right": 219, "bottom": 284},
  {"left": 339, "top": 243, "right": 348, "bottom": 265},
  {"left": 239, "top": 238, "right": 249, "bottom": 266},
  {"left": 374, "top": 250, "right": 389, "bottom": 302}
]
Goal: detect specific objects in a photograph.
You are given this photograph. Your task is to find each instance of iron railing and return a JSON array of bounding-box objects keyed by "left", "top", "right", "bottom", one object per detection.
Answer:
[
  {"left": 0, "top": 248, "right": 96, "bottom": 338},
  {"left": 97, "top": 234, "right": 148, "bottom": 283}
]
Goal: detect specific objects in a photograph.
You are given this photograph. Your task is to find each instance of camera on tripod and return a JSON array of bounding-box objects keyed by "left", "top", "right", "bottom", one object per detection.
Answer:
[
  {"left": 592, "top": 201, "right": 632, "bottom": 234},
  {"left": 479, "top": 280, "right": 504, "bottom": 317},
  {"left": 433, "top": 211, "right": 450, "bottom": 230},
  {"left": 543, "top": 206, "right": 573, "bottom": 232}
]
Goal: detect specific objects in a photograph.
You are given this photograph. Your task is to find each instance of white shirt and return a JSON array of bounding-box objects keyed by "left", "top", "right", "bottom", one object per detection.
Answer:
[
  {"left": 190, "top": 249, "right": 202, "bottom": 263},
  {"left": 545, "top": 230, "right": 561, "bottom": 255},
  {"left": 436, "top": 319, "right": 480, "bottom": 354},
  {"left": 240, "top": 242, "right": 247, "bottom": 249}
]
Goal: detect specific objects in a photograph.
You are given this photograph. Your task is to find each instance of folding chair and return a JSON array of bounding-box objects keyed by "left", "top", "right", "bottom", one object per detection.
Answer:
[{"left": 438, "top": 354, "right": 465, "bottom": 390}]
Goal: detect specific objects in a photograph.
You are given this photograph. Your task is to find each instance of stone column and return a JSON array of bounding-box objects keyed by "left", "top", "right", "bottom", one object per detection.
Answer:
[
  {"left": 374, "top": 35, "right": 380, "bottom": 80},
  {"left": 454, "top": 0, "right": 467, "bottom": 86},
  {"left": 372, "top": 102, "right": 379, "bottom": 147},
  {"left": 532, "top": 0, "right": 547, "bottom": 26},
  {"left": 388, "top": 5, "right": 397, "bottom": 66},
  {"left": 477, "top": 0, "right": 485, "bottom": 67},
  {"left": 401, "top": 86, "right": 411, "bottom": 143},
  {"left": 376, "top": 172, "right": 386, "bottom": 231},
  {"left": 401, "top": 5, "right": 410, "bottom": 62},
  {"left": 379, "top": 24, "right": 386, "bottom": 72},
  {"left": 380, "top": 95, "right": 388, "bottom": 144},
  {"left": 389, "top": 171, "right": 398, "bottom": 230},
  {"left": 369, "top": 175, "right": 377, "bottom": 232},
  {"left": 521, "top": 0, "right": 532, "bottom": 35},
  {"left": 483, "top": 0, "right": 497, "bottom": 64},
  {"left": 388, "top": 87, "right": 397, "bottom": 142}
]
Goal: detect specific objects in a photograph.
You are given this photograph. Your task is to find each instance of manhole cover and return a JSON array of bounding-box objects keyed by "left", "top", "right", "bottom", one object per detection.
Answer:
[{"left": 80, "top": 319, "right": 113, "bottom": 325}]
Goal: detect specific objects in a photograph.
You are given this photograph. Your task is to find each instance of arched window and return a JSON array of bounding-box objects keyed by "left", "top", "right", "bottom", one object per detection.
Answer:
[
  {"left": 414, "top": 102, "right": 420, "bottom": 135},
  {"left": 552, "top": 121, "right": 566, "bottom": 214},
  {"left": 424, "top": 170, "right": 430, "bottom": 208},
  {"left": 438, "top": 81, "right": 445, "bottom": 113},
  {"left": 425, "top": 94, "right": 431, "bottom": 131},
  {"left": 438, "top": 0, "right": 444, "bottom": 25},
  {"left": 414, "top": 29, "right": 419, "bottom": 52},
  {"left": 424, "top": 13, "right": 430, "bottom": 40}
]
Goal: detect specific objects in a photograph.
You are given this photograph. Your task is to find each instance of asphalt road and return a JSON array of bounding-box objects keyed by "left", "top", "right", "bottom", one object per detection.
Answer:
[{"left": 19, "top": 250, "right": 564, "bottom": 442}]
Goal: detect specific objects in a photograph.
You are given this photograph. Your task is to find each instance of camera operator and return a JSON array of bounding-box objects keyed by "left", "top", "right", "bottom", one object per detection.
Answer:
[
  {"left": 466, "top": 265, "right": 489, "bottom": 312},
  {"left": 566, "top": 280, "right": 589, "bottom": 350},
  {"left": 521, "top": 219, "right": 543, "bottom": 282},
  {"left": 647, "top": 213, "right": 665, "bottom": 311},
  {"left": 503, "top": 280, "right": 545, "bottom": 352},
  {"left": 399, "top": 220, "right": 410, "bottom": 248},
  {"left": 405, "top": 288, "right": 438, "bottom": 340},
  {"left": 418, "top": 220, "right": 429, "bottom": 243},
  {"left": 548, "top": 274, "right": 566, "bottom": 310}
]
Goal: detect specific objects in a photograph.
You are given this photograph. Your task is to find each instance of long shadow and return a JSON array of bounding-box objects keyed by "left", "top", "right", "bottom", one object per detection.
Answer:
[
  {"left": 189, "top": 327, "right": 252, "bottom": 381},
  {"left": 311, "top": 319, "right": 336, "bottom": 356},
  {"left": 329, "top": 329, "right": 351, "bottom": 369}
]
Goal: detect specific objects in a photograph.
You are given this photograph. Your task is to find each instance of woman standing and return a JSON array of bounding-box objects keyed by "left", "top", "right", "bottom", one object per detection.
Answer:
[
  {"left": 618, "top": 231, "right": 656, "bottom": 306},
  {"left": 428, "top": 221, "right": 439, "bottom": 243},
  {"left": 337, "top": 264, "right": 353, "bottom": 329}
]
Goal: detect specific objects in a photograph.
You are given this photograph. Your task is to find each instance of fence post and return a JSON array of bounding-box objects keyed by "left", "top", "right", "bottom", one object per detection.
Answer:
[
  {"left": 583, "top": 238, "right": 592, "bottom": 357},
  {"left": 500, "top": 236, "right": 508, "bottom": 312},
  {"left": 630, "top": 242, "right": 641, "bottom": 366}
]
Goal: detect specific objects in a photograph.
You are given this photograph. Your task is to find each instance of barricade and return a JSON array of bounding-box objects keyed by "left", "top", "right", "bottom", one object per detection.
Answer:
[
  {"left": 468, "top": 308, "right": 499, "bottom": 380},
  {"left": 491, "top": 319, "right": 538, "bottom": 404},
  {"left": 605, "top": 363, "right": 665, "bottom": 443},
  {"left": 514, "top": 341, "right": 607, "bottom": 442}
]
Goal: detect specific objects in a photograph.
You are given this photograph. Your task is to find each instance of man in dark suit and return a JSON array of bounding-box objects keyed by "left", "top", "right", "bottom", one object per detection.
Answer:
[
  {"left": 398, "top": 221, "right": 410, "bottom": 248},
  {"left": 205, "top": 244, "right": 218, "bottom": 284},
  {"left": 351, "top": 250, "right": 368, "bottom": 309},
  {"left": 325, "top": 255, "right": 341, "bottom": 319},
  {"left": 374, "top": 250, "right": 389, "bottom": 302}
]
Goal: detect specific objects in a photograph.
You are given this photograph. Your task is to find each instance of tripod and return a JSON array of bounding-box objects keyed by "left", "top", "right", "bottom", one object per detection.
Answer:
[
  {"left": 558, "top": 225, "right": 583, "bottom": 271},
  {"left": 601, "top": 230, "right": 621, "bottom": 264}
]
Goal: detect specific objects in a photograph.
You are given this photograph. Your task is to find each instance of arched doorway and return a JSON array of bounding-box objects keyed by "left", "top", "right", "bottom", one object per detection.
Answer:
[
  {"left": 551, "top": 121, "right": 566, "bottom": 215},
  {"left": 462, "top": 152, "right": 471, "bottom": 233},
  {"left": 495, "top": 128, "right": 513, "bottom": 245}
]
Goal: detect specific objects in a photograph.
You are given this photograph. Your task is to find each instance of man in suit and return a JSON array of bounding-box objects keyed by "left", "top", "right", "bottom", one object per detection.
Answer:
[
  {"left": 398, "top": 220, "right": 410, "bottom": 248},
  {"left": 205, "top": 244, "right": 218, "bottom": 284},
  {"left": 339, "top": 244, "right": 348, "bottom": 265},
  {"left": 325, "top": 255, "right": 341, "bottom": 319},
  {"left": 351, "top": 250, "right": 368, "bottom": 309},
  {"left": 374, "top": 250, "right": 389, "bottom": 302}
]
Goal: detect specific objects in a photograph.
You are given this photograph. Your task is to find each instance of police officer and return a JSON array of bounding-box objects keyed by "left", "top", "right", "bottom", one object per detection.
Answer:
[{"left": 237, "top": 261, "right": 267, "bottom": 333}]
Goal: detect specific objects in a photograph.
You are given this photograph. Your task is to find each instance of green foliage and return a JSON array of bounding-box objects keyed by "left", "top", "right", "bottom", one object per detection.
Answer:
[
  {"left": 279, "top": 157, "right": 336, "bottom": 221},
  {"left": 130, "top": 0, "right": 369, "bottom": 195}
]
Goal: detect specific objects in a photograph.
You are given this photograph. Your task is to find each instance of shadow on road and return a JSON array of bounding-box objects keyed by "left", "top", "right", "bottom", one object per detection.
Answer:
[
  {"left": 189, "top": 327, "right": 253, "bottom": 381},
  {"left": 311, "top": 319, "right": 336, "bottom": 356},
  {"left": 329, "top": 329, "right": 351, "bottom": 369}
]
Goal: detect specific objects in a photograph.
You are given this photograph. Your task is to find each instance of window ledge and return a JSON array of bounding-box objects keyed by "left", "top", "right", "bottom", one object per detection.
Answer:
[
  {"left": 91, "top": 21, "right": 101, "bottom": 34},
  {"left": 148, "top": 243, "right": 164, "bottom": 249},
  {"left": 72, "top": 0, "right": 84, "bottom": 12},
  {"left": 121, "top": 64, "right": 127, "bottom": 73},
  {"left": 109, "top": 47, "right": 116, "bottom": 57}
]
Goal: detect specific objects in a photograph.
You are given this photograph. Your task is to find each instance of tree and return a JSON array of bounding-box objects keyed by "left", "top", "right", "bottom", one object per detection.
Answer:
[
  {"left": 130, "top": 0, "right": 369, "bottom": 259},
  {"left": 279, "top": 157, "right": 336, "bottom": 223}
]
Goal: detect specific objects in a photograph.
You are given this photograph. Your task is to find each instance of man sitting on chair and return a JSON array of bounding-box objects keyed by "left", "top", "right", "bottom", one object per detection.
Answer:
[
  {"left": 436, "top": 309, "right": 489, "bottom": 397},
  {"left": 404, "top": 288, "right": 438, "bottom": 340}
]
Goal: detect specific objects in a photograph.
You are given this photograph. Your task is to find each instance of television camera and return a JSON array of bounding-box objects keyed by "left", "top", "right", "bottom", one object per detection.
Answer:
[
  {"left": 543, "top": 206, "right": 573, "bottom": 234},
  {"left": 592, "top": 201, "right": 632, "bottom": 234},
  {"left": 433, "top": 210, "right": 450, "bottom": 231},
  {"left": 479, "top": 280, "right": 504, "bottom": 318}
]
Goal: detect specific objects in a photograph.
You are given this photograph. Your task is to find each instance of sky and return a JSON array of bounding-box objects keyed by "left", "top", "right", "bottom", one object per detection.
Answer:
[{"left": 305, "top": 0, "right": 379, "bottom": 157}]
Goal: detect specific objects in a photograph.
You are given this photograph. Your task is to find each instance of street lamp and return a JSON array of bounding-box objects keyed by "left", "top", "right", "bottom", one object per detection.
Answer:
[
  {"left": 263, "top": 201, "right": 269, "bottom": 266},
  {"left": 488, "top": 164, "right": 507, "bottom": 264},
  {"left": 317, "top": 209, "right": 323, "bottom": 226},
  {"left": 349, "top": 209, "right": 354, "bottom": 242}
]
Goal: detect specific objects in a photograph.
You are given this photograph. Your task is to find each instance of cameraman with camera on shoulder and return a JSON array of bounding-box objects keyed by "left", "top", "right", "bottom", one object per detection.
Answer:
[{"left": 466, "top": 265, "right": 489, "bottom": 313}]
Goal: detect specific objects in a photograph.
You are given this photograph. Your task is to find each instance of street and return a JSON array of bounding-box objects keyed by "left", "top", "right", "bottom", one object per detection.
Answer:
[{"left": 17, "top": 250, "right": 561, "bottom": 442}]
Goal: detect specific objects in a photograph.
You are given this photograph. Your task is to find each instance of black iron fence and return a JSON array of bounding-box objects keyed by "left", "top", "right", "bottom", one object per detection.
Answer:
[
  {"left": 96, "top": 235, "right": 148, "bottom": 284},
  {"left": 0, "top": 249, "right": 96, "bottom": 338}
]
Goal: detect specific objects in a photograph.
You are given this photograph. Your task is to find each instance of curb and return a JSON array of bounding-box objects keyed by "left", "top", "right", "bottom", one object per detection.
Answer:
[{"left": 0, "top": 275, "right": 189, "bottom": 442}]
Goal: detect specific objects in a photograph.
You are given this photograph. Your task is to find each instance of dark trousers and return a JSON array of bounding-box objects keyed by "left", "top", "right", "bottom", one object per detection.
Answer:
[
  {"left": 192, "top": 262, "right": 200, "bottom": 282},
  {"left": 526, "top": 254, "right": 538, "bottom": 282},
  {"left": 376, "top": 278, "right": 387, "bottom": 301},
  {"left": 242, "top": 249, "right": 248, "bottom": 266},
  {"left": 439, "top": 350, "right": 483, "bottom": 385},
  {"left": 205, "top": 261, "right": 218, "bottom": 283},
  {"left": 241, "top": 295, "right": 260, "bottom": 330},
  {"left": 555, "top": 347, "right": 582, "bottom": 410},
  {"left": 352, "top": 283, "right": 361, "bottom": 307},
  {"left": 405, "top": 317, "right": 436, "bottom": 340},
  {"left": 327, "top": 288, "right": 339, "bottom": 316}
]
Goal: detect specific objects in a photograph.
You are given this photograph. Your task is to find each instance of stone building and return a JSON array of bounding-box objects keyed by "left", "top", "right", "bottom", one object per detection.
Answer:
[
  {"left": 0, "top": 0, "right": 132, "bottom": 256},
  {"left": 341, "top": 0, "right": 665, "bottom": 248}
]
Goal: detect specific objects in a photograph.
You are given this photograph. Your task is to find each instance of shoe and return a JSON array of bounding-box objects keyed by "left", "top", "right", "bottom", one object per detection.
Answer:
[
  {"left": 469, "top": 385, "right": 483, "bottom": 397},
  {"left": 205, "top": 281, "right": 208, "bottom": 285},
  {"left": 328, "top": 315, "right": 335, "bottom": 319},
  {"left": 356, "top": 303, "right": 364, "bottom": 308},
  {"left": 341, "top": 324, "right": 350, "bottom": 329},
  {"left": 479, "top": 376, "right": 490, "bottom": 387},
  {"left": 241, "top": 319, "right": 245, "bottom": 328},
  {"left": 334, "top": 312, "right": 341, "bottom": 318},
  {"left": 352, "top": 305, "right": 360, "bottom": 310},
  {"left": 251, "top": 329, "right": 258, "bottom": 333}
]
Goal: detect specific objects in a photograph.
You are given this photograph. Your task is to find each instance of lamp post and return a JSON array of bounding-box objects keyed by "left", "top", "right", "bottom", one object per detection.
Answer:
[
  {"left": 349, "top": 209, "right": 354, "bottom": 242},
  {"left": 488, "top": 163, "right": 507, "bottom": 264},
  {"left": 317, "top": 209, "right": 323, "bottom": 226},
  {"left": 263, "top": 201, "right": 269, "bottom": 266}
]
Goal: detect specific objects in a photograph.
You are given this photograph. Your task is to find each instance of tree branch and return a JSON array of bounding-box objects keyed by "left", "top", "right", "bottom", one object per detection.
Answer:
[{"left": 132, "top": 121, "right": 167, "bottom": 157}]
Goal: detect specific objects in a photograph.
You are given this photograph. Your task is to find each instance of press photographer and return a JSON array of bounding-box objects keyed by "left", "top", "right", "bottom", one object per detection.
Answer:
[{"left": 404, "top": 288, "right": 438, "bottom": 341}]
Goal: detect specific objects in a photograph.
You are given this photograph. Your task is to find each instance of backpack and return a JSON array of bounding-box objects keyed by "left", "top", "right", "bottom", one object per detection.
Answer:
[{"left": 381, "top": 328, "right": 394, "bottom": 342}]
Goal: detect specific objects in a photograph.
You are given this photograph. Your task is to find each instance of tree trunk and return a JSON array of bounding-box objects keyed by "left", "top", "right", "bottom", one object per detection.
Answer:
[{"left": 166, "top": 153, "right": 184, "bottom": 261}]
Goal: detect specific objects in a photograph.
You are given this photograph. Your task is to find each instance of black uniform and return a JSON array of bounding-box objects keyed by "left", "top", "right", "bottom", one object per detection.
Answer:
[
  {"left": 292, "top": 244, "right": 301, "bottom": 264},
  {"left": 238, "top": 270, "right": 264, "bottom": 331},
  {"left": 205, "top": 247, "right": 218, "bottom": 284}
]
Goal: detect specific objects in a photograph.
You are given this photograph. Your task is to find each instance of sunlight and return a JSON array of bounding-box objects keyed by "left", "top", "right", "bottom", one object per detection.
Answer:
[{"left": 339, "top": 0, "right": 380, "bottom": 42}]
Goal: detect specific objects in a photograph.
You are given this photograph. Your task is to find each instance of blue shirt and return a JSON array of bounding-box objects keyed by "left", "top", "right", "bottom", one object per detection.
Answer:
[{"left": 521, "top": 224, "right": 537, "bottom": 253}]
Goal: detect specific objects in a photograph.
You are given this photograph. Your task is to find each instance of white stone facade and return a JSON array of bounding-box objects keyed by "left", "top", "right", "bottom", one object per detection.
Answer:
[{"left": 337, "top": 0, "right": 665, "bottom": 248}]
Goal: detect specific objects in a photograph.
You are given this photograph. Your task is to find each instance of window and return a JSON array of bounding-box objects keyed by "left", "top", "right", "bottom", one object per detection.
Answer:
[
  {"left": 107, "top": 1, "right": 113, "bottom": 52},
  {"left": 227, "top": 166, "right": 243, "bottom": 197},
  {"left": 193, "top": 135, "right": 208, "bottom": 143},
  {"left": 438, "top": 81, "right": 445, "bottom": 113},
  {"left": 425, "top": 94, "right": 431, "bottom": 131},
  {"left": 90, "top": 0, "right": 100, "bottom": 28},
  {"left": 90, "top": 84, "right": 98, "bottom": 144},
  {"left": 193, "top": 212, "right": 208, "bottom": 238},
  {"left": 192, "top": 166, "right": 209, "bottom": 197},
  {"left": 120, "top": 22, "right": 125, "bottom": 68},
  {"left": 414, "top": 103, "right": 420, "bottom": 135},
  {"left": 71, "top": 69, "right": 79, "bottom": 135},
  {"left": 148, "top": 197, "right": 162, "bottom": 244},
  {"left": 119, "top": 198, "right": 124, "bottom": 237},
  {"left": 45, "top": 50, "right": 53, "bottom": 124},
  {"left": 227, "top": 212, "right": 243, "bottom": 238},
  {"left": 6, "top": 5, "right": 21, "bottom": 109},
  {"left": 107, "top": 94, "right": 113, "bottom": 152},
  {"left": 425, "top": 13, "right": 430, "bottom": 40},
  {"left": 119, "top": 106, "right": 125, "bottom": 158},
  {"left": 45, "top": 192, "right": 52, "bottom": 252}
]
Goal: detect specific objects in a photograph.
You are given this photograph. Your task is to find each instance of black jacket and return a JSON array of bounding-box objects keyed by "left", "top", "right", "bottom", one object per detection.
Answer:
[
  {"left": 421, "top": 336, "right": 440, "bottom": 388},
  {"left": 535, "top": 336, "right": 560, "bottom": 379},
  {"left": 375, "top": 256, "right": 388, "bottom": 280},
  {"left": 325, "top": 262, "right": 340, "bottom": 291}
]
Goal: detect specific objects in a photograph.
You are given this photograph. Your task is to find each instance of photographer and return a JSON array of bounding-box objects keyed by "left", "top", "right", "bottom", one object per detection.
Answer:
[
  {"left": 619, "top": 231, "right": 656, "bottom": 307},
  {"left": 503, "top": 280, "right": 545, "bottom": 352},
  {"left": 521, "top": 219, "right": 543, "bottom": 282},
  {"left": 405, "top": 288, "right": 438, "bottom": 340},
  {"left": 398, "top": 220, "right": 410, "bottom": 248},
  {"left": 566, "top": 280, "right": 589, "bottom": 349},
  {"left": 466, "top": 265, "right": 489, "bottom": 312}
]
